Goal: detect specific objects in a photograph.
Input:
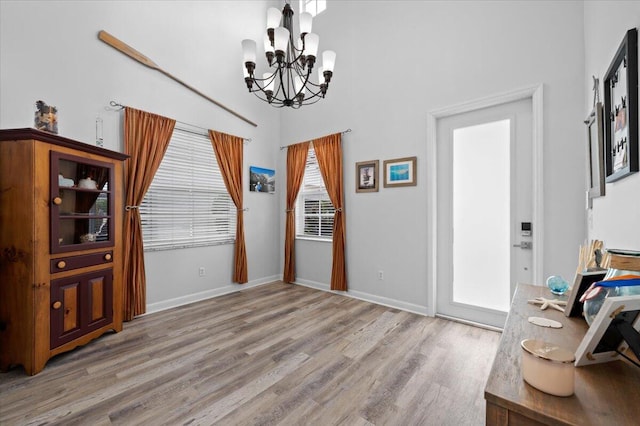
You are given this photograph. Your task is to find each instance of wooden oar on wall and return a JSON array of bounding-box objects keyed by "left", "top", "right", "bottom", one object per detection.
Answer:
[{"left": 98, "top": 30, "right": 257, "bottom": 128}]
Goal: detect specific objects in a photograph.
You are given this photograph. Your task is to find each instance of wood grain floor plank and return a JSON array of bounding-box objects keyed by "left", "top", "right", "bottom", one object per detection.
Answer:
[
  {"left": 0, "top": 281, "right": 500, "bottom": 425},
  {"left": 233, "top": 349, "right": 354, "bottom": 425},
  {"left": 181, "top": 352, "right": 310, "bottom": 425}
]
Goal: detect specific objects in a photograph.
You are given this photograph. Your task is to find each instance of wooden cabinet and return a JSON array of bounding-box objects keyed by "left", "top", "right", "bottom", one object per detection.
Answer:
[
  {"left": 485, "top": 284, "right": 640, "bottom": 425},
  {"left": 0, "top": 128, "right": 128, "bottom": 375}
]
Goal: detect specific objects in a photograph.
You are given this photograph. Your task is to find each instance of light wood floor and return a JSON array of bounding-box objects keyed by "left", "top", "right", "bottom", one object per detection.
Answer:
[{"left": 0, "top": 282, "right": 501, "bottom": 425}]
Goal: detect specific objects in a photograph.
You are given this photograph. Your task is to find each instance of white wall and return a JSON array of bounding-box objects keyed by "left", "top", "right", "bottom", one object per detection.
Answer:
[
  {"left": 1, "top": 1, "right": 599, "bottom": 317},
  {"left": 280, "top": 1, "right": 586, "bottom": 313},
  {"left": 583, "top": 2, "right": 640, "bottom": 251},
  {"left": 0, "top": 1, "right": 282, "bottom": 312}
]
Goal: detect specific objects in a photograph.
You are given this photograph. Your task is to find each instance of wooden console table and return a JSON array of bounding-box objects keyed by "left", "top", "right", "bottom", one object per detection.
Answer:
[{"left": 484, "top": 283, "right": 640, "bottom": 425}]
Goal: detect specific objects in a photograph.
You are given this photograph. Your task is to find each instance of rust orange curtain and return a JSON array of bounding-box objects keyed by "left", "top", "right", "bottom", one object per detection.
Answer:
[
  {"left": 283, "top": 142, "right": 310, "bottom": 283},
  {"left": 313, "top": 133, "right": 347, "bottom": 291},
  {"left": 209, "top": 130, "right": 248, "bottom": 284},
  {"left": 123, "top": 107, "right": 176, "bottom": 320}
]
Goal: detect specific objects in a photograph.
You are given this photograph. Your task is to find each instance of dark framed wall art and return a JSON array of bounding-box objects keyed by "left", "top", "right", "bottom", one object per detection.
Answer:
[
  {"left": 355, "top": 160, "right": 379, "bottom": 193},
  {"left": 603, "top": 28, "right": 638, "bottom": 182}
]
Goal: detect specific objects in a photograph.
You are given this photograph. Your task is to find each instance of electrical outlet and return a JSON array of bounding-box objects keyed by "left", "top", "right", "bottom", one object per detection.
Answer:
[
  {"left": 378, "top": 270, "right": 384, "bottom": 280},
  {"left": 199, "top": 267, "right": 205, "bottom": 277}
]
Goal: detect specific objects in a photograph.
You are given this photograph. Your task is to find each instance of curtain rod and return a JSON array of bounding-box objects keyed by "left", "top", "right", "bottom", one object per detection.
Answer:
[
  {"left": 109, "top": 101, "right": 252, "bottom": 142},
  {"left": 279, "top": 128, "right": 352, "bottom": 150}
]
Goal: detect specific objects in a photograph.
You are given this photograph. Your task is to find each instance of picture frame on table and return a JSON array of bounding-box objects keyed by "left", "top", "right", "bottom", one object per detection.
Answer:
[
  {"left": 585, "top": 102, "right": 606, "bottom": 207},
  {"left": 603, "top": 28, "right": 638, "bottom": 183},
  {"left": 575, "top": 294, "right": 640, "bottom": 367},
  {"left": 564, "top": 270, "right": 607, "bottom": 318},
  {"left": 383, "top": 156, "right": 417, "bottom": 188},
  {"left": 355, "top": 160, "right": 379, "bottom": 193}
]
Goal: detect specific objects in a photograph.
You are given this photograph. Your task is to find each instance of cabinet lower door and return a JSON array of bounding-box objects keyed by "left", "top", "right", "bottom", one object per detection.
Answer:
[{"left": 50, "top": 269, "right": 113, "bottom": 349}]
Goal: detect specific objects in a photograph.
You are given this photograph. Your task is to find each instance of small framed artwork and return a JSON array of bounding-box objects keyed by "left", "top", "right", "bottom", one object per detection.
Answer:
[
  {"left": 574, "top": 294, "right": 640, "bottom": 367},
  {"left": 355, "top": 160, "right": 379, "bottom": 193},
  {"left": 585, "top": 102, "right": 606, "bottom": 206},
  {"left": 564, "top": 270, "right": 607, "bottom": 318},
  {"left": 383, "top": 156, "right": 417, "bottom": 188},
  {"left": 249, "top": 166, "right": 275, "bottom": 193},
  {"left": 603, "top": 28, "right": 638, "bottom": 183}
]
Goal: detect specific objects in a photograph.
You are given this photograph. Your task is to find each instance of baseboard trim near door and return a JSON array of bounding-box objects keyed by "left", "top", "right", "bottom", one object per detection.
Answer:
[
  {"left": 294, "top": 278, "right": 429, "bottom": 316},
  {"left": 435, "top": 313, "right": 504, "bottom": 333}
]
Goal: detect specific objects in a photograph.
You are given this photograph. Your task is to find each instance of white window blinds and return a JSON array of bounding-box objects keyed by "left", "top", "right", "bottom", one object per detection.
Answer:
[
  {"left": 140, "top": 127, "right": 236, "bottom": 250},
  {"left": 296, "top": 146, "right": 335, "bottom": 239}
]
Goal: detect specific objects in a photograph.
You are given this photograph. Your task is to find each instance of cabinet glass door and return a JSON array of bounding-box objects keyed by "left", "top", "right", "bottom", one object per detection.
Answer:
[{"left": 50, "top": 152, "right": 115, "bottom": 253}]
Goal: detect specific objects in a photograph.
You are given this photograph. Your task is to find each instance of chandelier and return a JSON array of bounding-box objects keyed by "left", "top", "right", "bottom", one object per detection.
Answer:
[{"left": 241, "top": 2, "right": 336, "bottom": 108}]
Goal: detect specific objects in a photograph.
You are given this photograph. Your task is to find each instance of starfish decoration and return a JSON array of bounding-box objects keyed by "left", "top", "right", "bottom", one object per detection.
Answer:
[{"left": 527, "top": 297, "right": 567, "bottom": 312}]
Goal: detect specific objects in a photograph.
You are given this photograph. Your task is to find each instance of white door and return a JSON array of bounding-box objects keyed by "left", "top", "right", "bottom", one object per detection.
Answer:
[{"left": 435, "top": 98, "right": 533, "bottom": 329}]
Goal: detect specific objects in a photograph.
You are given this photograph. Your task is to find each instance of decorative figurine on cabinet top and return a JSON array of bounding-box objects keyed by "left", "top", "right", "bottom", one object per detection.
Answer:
[{"left": 34, "top": 100, "right": 58, "bottom": 134}]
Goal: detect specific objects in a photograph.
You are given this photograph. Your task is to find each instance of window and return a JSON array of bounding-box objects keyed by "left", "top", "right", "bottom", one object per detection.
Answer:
[
  {"left": 300, "top": 0, "right": 326, "bottom": 17},
  {"left": 296, "top": 146, "right": 334, "bottom": 239},
  {"left": 140, "top": 126, "right": 236, "bottom": 251}
]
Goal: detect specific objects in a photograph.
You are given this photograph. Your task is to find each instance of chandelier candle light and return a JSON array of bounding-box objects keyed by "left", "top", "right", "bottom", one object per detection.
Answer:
[{"left": 241, "top": 2, "right": 336, "bottom": 108}]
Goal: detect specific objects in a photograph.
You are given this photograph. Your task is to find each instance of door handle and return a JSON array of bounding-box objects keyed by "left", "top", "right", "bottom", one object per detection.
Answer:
[{"left": 513, "top": 241, "right": 533, "bottom": 249}]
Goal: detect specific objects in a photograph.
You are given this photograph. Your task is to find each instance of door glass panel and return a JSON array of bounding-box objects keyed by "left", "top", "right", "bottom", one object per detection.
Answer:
[{"left": 452, "top": 119, "right": 511, "bottom": 312}]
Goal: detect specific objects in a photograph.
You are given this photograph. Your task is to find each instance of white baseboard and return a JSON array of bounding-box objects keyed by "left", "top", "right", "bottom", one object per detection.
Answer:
[
  {"left": 143, "top": 275, "right": 280, "bottom": 316},
  {"left": 144, "top": 275, "right": 429, "bottom": 318},
  {"left": 294, "top": 278, "right": 429, "bottom": 316},
  {"left": 435, "top": 313, "right": 503, "bottom": 333}
]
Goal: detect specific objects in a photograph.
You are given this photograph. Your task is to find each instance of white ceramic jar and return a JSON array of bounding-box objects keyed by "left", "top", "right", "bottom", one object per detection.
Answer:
[
  {"left": 521, "top": 339, "right": 575, "bottom": 397},
  {"left": 78, "top": 177, "right": 97, "bottom": 189}
]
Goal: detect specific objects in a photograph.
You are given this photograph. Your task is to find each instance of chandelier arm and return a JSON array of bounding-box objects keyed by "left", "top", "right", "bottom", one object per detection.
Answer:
[
  {"left": 302, "top": 77, "right": 322, "bottom": 89},
  {"left": 277, "top": 67, "right": 291, "bottom": 104},
  {"left": 272, "top": 75, "right": 287, "bottom": 102},
  {"left": 252, "top": 90, "right": 288, "bottom": 108},
  {"left": 256, "top": 67, "right": 290, "bottom": 101},
  {"left": 288, "top": 33, "right": 305, "bottom": 65},
  {"left": 299, "top": 95, "right": 324, "bottom": 106},
  {"left": 247, "top": 79, "right": 268, "bottom": 96},
  {"left": 300, "top": 90, "right": 324, "bottom": 103},
  {"left": 288, "top": 62, "right": 314, "bottom": 100},
  {"left": 249, "top": 72, "right": 289, "bottom": 105},
  {"left": 253, "top": 65, "right": 325, "bottom": 105}
]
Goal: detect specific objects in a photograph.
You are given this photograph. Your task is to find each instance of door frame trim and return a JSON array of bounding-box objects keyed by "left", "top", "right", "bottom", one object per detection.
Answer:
[{"left": 426, "top": 84, "right": 544, "bottom": 317}]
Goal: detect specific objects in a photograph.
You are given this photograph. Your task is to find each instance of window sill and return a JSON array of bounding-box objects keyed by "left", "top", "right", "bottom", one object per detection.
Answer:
[
  {"left": 144, "top": 239, "right": 235, "bottom": 252},
  {"left": 296, "top": 236, "right": 333, "bottom": 243}
]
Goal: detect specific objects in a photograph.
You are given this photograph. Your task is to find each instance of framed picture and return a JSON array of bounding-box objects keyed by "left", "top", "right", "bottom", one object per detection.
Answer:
[
  {"left": 564, "top": 270, "right": 607, "bottom": 318},
  {"left": 383, "top": 156, "right": 417, "bottom": 188},
  {"left": 355, "top": 160, "right": 379, "bottom": 193},
  {"left": 603, "top": 28, "right": 638, "bottom": 183},
  {"left": 585, "top": 102, "right": 606, "bottom": 206},
  {"left": 249, "top": 166, "right": 275, "bottom": 193},
  {"left": 575, "top": 294, "right": 640, "bottom": 367}
]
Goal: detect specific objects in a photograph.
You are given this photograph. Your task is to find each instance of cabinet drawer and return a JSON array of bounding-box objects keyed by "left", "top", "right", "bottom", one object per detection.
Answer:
[{"left": 50, "top": 251, "right": 113, "bottom": 273}]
